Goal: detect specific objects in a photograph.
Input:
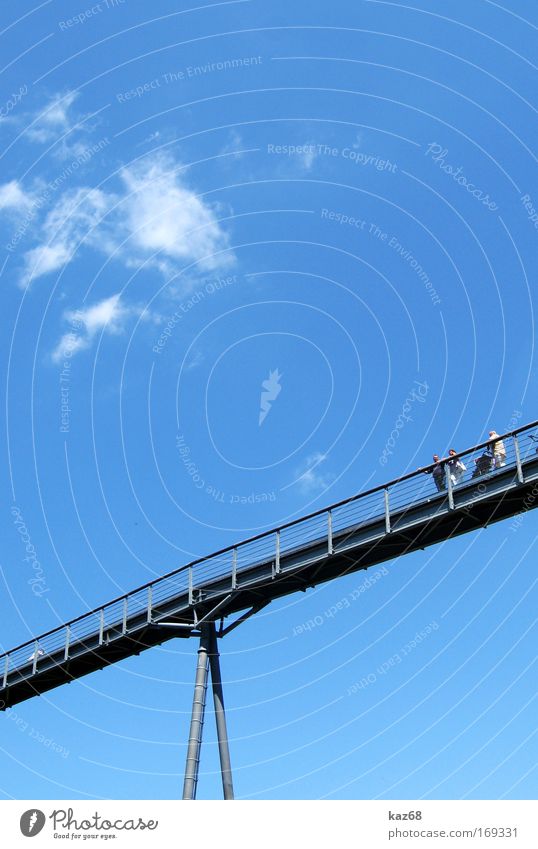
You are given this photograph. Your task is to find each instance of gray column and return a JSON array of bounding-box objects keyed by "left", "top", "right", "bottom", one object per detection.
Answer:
[
  {"left": 208, "top": 623, "right": 234, "bottom": 800},
  {"left": 182, "top": 624, "right": 211, "bottom": 800}
]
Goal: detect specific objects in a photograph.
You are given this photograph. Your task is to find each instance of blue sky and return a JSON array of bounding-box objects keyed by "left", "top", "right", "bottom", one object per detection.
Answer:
[{"left": 0, "top": 0, "right": 537, "bottom": 800}]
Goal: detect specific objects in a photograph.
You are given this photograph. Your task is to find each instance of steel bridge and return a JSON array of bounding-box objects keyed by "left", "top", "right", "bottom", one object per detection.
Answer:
[{"left": 2, "top": 420, "right": 538, "bottom": 798}]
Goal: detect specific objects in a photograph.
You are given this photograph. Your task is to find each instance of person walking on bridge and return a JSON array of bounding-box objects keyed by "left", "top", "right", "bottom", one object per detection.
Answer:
[
  {"left": 489, "top": 430, "right": 506, "bottom": 468},
  {"left": 448, "top": 448, "right": 466, "bottom": 485},
  {"left": 424, "top": 454, "right": 446, "bottom": 492}
]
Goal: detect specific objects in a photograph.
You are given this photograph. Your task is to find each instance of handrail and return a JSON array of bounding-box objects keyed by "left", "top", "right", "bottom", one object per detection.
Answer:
[{"left": 2, "top": 419, "right": 537, "bottom": 659}]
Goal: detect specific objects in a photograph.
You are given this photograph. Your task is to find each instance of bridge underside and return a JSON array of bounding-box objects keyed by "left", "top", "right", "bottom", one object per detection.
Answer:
[{"left": 2, "top": 459, "right": 537, "bottom": 710}]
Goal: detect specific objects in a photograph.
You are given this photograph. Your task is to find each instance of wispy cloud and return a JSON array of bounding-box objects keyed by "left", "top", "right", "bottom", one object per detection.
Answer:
[
  {"left": 184, "top": 349, "right": 204, "bottom": 370},
  {"left": 19, "top": 186, "right": 115, "bottom": 286},
  {"left": 295, "top": 452, "right": 333, "bottom": 494},
  {"left": 219, "top": 129, "right": 246, "bottom": 160},
  {"left": 120, "top": 155, "right": 233, "bottom": 275},
  {"left": 24, "top": 91, "right": 93, "bottom": 158},
  {"left": 0, "top": 180, "right": 35, "bottom": 214},
  {"left": 51, "top": 293, "right": 151, "bottom": 362},
  {"left": 136, "top": 131, "right": 161, "bottom": 149},
  {"left": 26, "top": 91, "right": 79, "bottom": 142},
  {"left": 10, "top": 153, "right": 234, "bottom": 287},
  {"left": 300, "top": 143, "right": 317, "bottom": 171}
]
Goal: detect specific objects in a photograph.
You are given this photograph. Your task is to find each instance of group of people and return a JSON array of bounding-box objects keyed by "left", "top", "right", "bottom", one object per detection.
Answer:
[{"left": 425, "top": 431, "right": 507, "bottom": 493}]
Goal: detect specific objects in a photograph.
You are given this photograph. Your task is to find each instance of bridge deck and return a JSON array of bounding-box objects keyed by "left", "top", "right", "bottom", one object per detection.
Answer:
[{"left": 1, "top": 423, "right": 537, "bottom": 710}]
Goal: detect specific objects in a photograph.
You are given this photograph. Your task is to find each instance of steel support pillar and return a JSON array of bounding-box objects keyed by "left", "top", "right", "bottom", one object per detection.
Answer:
[
  {"left": 208, "top": 623, "right": 234, "bottom": 800},
  {"left": 182, "top": 624, "right": 211, "bottom": 800},
  {"left": 182, "top": 622, "right": 234, "bottom": 800}
]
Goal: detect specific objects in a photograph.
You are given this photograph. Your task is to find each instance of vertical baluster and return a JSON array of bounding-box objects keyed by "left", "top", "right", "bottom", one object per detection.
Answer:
[
  {"left": 64, "top": 625, "right": 71, "bottom": 662},
  {"left": 147, "top": 586, "right": 153, "bottom": 624},
  {"left": 514, "top": 434, "right": 524, "bottom": 483},
  {"left": 273, "top": 530, "right": 281, "bottom": 577},
  {"left": 232, "top": 548, "right": 237, "bottom": 590},
  {"left": 446, "top": 463, "right": 454, "bottom": 510},
  {"left": 384, "top": 488, "right": 391, "bottom": 533},
  {"left": 327, "top": 510, "right": 333, "bottom": 555}
]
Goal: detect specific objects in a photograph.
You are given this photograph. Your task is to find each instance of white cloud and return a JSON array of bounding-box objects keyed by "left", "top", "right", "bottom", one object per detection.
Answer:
[
  {"left": 2, "top": 90, "right": 96, "bottom": 160},
  {"left": 51, "top": 293, "right": 146, "bottom": 362},
  {"left": 15, "top": 154, "right": 234, "bottom": 286},
  {"left": 26, "top": 91, "right": 80, "bottom": 146},
  {"left": 184, "top": 349, "right": 204, "bottom": 370},
  {"left": 23, "top": 243, "right": 72, "bottom": 281},
  {"left": 295, "top": 452, "right": 333, "bottom": 494},
  {"left": 20, "top": 187, "right": 115, "bottom": 286},
  {"left": 300, "top": 144, "right": 317, "bottom": 171},
  {"left": 118, "top": 156, "right": 233, "bottom": 274},
  {"left": 68, "top": 294, "right": 123, "bottom": 335},
  {"left": 0, "top": 180, "right": 35, "bottom": 213},
  {"left": 52, "top": 331, "right": 89, "bottom": 362},
  {"left": 219, "top": 129, "right": 245, "bottom": 160},
  {"left": 136, "top": 131, "right": 161, "bottom": 148},
  {"left": 23, "top": 90, "right": 101, "bottom": 160}
]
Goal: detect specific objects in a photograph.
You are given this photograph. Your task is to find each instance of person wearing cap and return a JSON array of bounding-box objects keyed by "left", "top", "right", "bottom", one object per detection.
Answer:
[{"left": 489, "top": 430, "right": 506, "bottom": 468}]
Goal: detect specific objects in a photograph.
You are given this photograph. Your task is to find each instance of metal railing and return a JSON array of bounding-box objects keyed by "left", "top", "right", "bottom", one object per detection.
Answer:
[{"left": 2, "top": 420, "right": 538, "bottom": 684}]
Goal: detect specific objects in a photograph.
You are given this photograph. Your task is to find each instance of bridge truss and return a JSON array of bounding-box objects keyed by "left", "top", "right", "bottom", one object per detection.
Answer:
[{"left": 2, "top": 422, "right": 538, "bottom": 798}]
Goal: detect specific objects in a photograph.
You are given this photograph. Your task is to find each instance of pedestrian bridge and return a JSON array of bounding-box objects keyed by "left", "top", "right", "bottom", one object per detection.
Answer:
[{"left": 2, "top": 421, "right": 538, "bottom": 711}]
